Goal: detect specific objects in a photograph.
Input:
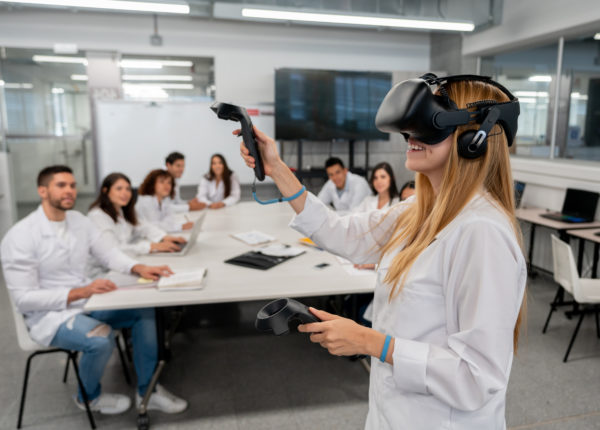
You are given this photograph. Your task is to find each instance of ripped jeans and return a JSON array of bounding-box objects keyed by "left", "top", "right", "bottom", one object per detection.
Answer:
[{"left": 50, "top": 308, "right": 158, "bottom": 402}]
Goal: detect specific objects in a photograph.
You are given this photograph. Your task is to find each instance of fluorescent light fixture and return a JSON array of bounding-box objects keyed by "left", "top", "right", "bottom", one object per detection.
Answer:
[
  {"left": 123, "top": 83, "right": 194, "bottom": 89},
  {"left": 528, "top": 75, "right": 552, "bottom": 82},
  {"left": 571, "top": 92, "right": 588, "bottom": 100},
  {"left": 123, "top": 84, "right": 169, "bottom": 99},
  {"left": 52, "top": 87, "right": 65, "bottom": 94},
  {"left": 71, "top": 74, "right": 88, "bottom": 81},
  {"left": 518, "top": 98, "right": 538, "bottom": 104},
  {"left": 594, "top": 33, "right": 600, "bottom": 40},
  {"left": 33, "top": 55, "right": 87, "bottom": 65},
  {"left": 241, "top": 7, "right": 474, "bottom": 31},
  {"left": 122, "top": 74, "right": 193, "bottom": 81},
  {"left": 120, "top": 59, "right": 193, "bottom": 68},
  {"left": 514, "top": 91, "right": 549, "bottom": 97},
  {"left": 4, "top": 82, "right": 34, "bottom": 89},
  {"left": 0, "top": 80, "right": 4, "bottom": 86},
  {"left": 0, "top": 0, "right": 189, "bottom": 14}
]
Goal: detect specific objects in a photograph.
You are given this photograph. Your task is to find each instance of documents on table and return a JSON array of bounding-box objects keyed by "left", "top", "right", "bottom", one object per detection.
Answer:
[
  {"left": 257, "top": 243, "right": 305, "bottom": 257},
  {"left": 157, "top": 268, "right": 207, "bottom": 291},
  {"left": 298, "top": 237, "right": 323, "bottom": 250},
  {"left": 231, "top": 230, "right": 275, "bottom": 245},
  {"left": 335, "top": 256, "right": 374, "bottom": 276}
]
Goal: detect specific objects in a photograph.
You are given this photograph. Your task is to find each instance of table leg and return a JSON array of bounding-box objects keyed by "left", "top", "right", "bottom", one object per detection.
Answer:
[
  {"left": 528, "top": 224, "right": 536, "bottom": 276},
  {"left": 577, "top": 237, "right": 585, "bottom": 276},
  {"left": 593, "top": 243, "right": 599, "bottom": 279}
]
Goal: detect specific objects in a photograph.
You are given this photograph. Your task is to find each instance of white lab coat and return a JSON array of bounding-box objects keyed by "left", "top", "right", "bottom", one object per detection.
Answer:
[
  {"left": 87, "top": 207, "right": 166, "bottom": 278},
  {"left": 0, "top": 206, "right": 138, "bottom": 346},
  {"left": 166, "top": 180, "right": 191, "bottom": 213},
  {"left": 353, "top": 194, "right": 400, "bottom": 213},
  {"left": 196, "top": 173, "right": 241, "bottom": 206},
  {"left": 317, "top": 171, "right": 371, "bottom": 212},
  {"left": 135, "top": 195, "right": 182, "bottom": 233},
  {"left": 290, "top": 192, "right": 527, "bottom": 430}
]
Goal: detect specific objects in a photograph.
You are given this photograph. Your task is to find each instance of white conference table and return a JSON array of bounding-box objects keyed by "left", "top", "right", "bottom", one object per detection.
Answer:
[{"left": 85, "top": 201, "right": 376, "bottom": 312}]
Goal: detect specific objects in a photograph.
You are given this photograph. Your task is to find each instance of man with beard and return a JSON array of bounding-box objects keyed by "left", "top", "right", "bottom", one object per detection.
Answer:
[{"left": 1, "top": 165, "right": 188, "bottom": 416}]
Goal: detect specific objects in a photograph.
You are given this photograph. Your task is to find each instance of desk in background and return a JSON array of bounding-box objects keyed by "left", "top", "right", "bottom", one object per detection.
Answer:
[
  {"left": 566, "top": 228, "right": 600, "bottom": 279},
  {"left": 515, "top": 207, "right": 600, "bottom": 274}
]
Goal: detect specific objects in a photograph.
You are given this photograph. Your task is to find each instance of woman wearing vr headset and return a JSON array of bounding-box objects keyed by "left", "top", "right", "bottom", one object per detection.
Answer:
[{"left": 238, "top": 74, "right": 526, "bottom": 430}]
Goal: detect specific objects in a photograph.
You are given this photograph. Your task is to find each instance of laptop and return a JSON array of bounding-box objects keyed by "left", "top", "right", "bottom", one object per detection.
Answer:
[
  {"left": 156, "top": 211, "right": 207, "bottom": 256},
  {"left": 514, "top": 181, "right": 526, "bottom": 209},
  {"left": 540, "top": 188, "right": 599, "bottom": 223}
]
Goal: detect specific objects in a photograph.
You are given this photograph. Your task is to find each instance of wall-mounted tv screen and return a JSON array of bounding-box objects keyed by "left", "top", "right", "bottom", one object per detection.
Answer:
[{"left": 275, "top": 68, "right": 391, "bottom": 141}]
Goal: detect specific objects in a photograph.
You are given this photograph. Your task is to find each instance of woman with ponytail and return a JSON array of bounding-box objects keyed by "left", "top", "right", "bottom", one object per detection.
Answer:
[{"left": 238, "top": 76, "right": 526, "bottom": 429}]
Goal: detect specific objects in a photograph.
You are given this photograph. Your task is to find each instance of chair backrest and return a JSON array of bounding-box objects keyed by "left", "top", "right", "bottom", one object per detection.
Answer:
[
  {"left": 550, "top": 235, "right": 584, "bottom": 302},
  {"left": 7, "top": 293, "right": 44, "bottom": 352}
]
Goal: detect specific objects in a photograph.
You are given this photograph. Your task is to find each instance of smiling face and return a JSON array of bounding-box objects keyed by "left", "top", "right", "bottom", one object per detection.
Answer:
[
  {"left": 326, "top": 164, "right": 347, "bottom": 190},
  {"left": 405, "top": 135, "right": 453, "bottom": 192},
  {"left": 166, "top": 159, "right": 185, "bottom": 179},
  {"left": 38, "top": 172, "right": 77, "bottom": 211},
  {"left": 211, "top": 156, "right": 225, "bottom": 178},
  {"left": 372, "top": 168, "right": 391, "bottom": 195},
  {"left": 155, "top": 175, "right": 173, "bottom": 198},
  {"left": 107, "top": 178, "right": 132, "bottom": 209}
]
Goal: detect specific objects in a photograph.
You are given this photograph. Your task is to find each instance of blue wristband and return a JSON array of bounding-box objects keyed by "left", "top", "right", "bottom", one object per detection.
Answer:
[
  {"left": 379, "top": 334, "right": 392, "bottom": 363},
  {"left": 253, "top": 184, "right": 306, "bottom": 205}
]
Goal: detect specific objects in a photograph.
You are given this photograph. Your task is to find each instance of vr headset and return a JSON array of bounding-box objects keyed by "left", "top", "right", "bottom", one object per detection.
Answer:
[{"left": 375, "top": 73, "right": 520, "bottom": 159}]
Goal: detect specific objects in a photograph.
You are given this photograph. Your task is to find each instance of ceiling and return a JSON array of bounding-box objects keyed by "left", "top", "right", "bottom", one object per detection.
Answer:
[{"left": 0, "top": 0, "right": 502, "bottom": 33}]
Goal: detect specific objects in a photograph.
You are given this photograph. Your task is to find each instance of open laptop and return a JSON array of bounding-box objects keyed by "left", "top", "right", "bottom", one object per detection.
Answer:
[
  {"left": 157, "top": 211, "right": 207, "bottom": 256},
  {"left": 540, "top": 188, "right": 599, "bottom": 223}
]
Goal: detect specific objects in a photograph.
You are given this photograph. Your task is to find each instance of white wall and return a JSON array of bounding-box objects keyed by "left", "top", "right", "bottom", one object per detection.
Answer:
[
  {"left": 462, "top": 0, "right": 600, "bottom": 56},
  {"left": 0, "top": 10, "right": 430, "bottom": 104}
]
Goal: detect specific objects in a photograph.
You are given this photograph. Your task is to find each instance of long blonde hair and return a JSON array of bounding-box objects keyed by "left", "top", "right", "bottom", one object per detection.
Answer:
[{"left": 380, "top": 79, "right": 526, "bottom": 351}]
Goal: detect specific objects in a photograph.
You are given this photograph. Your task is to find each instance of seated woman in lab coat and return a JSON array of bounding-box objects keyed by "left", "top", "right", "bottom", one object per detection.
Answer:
[
  {"left": 136, "top": 169, "right": 194, "bottom": 232},
  {"left": 88, "top": 173, "right": 186, "bottom": 258},
  {"left": 353, "top": 162, "right": 401, "bottom": 213},
  {"left": 238, "top": 77, "right": 527, "bottom": 429},
  {"left": 195, "top": 153, "right": 241, "bottom": 209}
]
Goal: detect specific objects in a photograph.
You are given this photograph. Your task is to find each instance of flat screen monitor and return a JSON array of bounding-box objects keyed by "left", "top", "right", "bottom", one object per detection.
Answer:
[{"left": 275, "top": 68, "right": 391, "bottom": 141}]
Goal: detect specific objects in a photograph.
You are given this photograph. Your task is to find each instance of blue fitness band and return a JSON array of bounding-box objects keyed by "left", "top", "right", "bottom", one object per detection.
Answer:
[
  {"left": 380, "top": 335, "right": 392, "bottom": 363},
  {"left": 252, "top": 180, "right": 306, "bottom": 205}
]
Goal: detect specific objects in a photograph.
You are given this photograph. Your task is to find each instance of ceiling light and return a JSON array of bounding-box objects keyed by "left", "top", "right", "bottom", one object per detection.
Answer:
[
  {"left": 571, "top": 92, "right": 588, "bottom": 100},
  {"left": 33, "top": 55, "right": 87, "bottom": 65},
  {"left": 514, "top": 91, "right": 549, "bottom": 97},
  {"left": 594, "top": 33, "right": 600, "bottom": 40},
  {"left": 528, "top": 75, "right": 552, "bottom": 82},
  {"left": 0, "top": 0, "right": 189, "bottom": 14},
  {"left": 241, "top": 8, "right": 474, "bottom": 32},
  {"left": 123, "top": 85, "right": 169, "bottom": 99},
  {"left": 122, "top": 83, "right": 194, "bottom": 89},
  {"left": 518, "top": 98, "right": 538, "bottom": 104},
  {"left": 122, "top": 74, "right": 193, "bottom": 81},
  {"left": 120, "top": 59, "right": 193, "bottom": 68},
  {"left": 0, "top": 80, "right": 4, "bottom": 86},
  {"left": 4, "top": 83, "right": 34, "bottom": 89},
  {"left": 52, "top": 87, "right": 65, "bottom": 94},
  {"left": 71, "top": 74, "right": 88, "bottom": 81}
]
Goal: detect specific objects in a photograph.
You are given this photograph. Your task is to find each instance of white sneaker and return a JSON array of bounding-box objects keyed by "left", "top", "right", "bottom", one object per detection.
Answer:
[
  {"left": 74, "top": 392, "right": 131, "bottom": 415},
  {"left": 136, "top": 384, "right": 188, "bottom": 414}
]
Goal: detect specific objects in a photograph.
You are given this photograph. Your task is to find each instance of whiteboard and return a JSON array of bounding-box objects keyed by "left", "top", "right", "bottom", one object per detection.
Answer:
[{"left": 94, "top": 100, "right": 274, "bottom": 187}]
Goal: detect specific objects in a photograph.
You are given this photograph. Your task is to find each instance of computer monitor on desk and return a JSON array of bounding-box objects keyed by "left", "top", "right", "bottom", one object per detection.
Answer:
[{"left": 540, "top": 188, "right": 599, "bottom": 223}]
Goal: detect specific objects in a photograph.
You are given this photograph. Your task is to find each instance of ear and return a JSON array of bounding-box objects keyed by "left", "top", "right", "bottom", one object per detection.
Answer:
[
  {"left": 37, "top": 186, "right": 47, "bottom": 200},
  {"left": 101, "top": 187, "right": 108, "bottom": 194}
]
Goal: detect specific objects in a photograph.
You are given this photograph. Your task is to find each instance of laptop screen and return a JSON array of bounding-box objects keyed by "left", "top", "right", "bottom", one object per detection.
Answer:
[
  {"left": 514, "top": 181, "right": 526, "bottom": 208},
  {"left": 562, "top": 188, "right": 600, "bottom": 220}
]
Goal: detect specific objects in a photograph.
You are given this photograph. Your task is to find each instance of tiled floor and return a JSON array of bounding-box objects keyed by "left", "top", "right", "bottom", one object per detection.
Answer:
[{"left": 1, "top": 265, "right": 600, "bottom": 429}]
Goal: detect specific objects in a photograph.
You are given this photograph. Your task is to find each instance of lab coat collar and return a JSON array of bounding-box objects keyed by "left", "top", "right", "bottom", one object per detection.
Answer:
[{"left": 35, "top": 204, "right": 75, "bottom": 240}]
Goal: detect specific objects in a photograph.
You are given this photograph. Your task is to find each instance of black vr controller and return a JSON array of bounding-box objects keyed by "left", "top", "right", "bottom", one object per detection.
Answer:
[
  {"left": 256, "top": 298, "right": 320, "bottom": 335},
  {"left": 211, "top": 102, "right": 265, "bottom": 181}
]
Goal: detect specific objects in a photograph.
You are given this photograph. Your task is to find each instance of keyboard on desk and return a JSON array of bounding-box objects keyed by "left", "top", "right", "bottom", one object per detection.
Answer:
[{"left": 539, "top": 213, "right": 588, "bottom": 223}]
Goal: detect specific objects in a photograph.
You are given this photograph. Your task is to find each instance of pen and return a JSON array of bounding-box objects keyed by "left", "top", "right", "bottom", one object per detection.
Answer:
[{"left": 184, "top": 215, "right": 191, "bottom": 222}]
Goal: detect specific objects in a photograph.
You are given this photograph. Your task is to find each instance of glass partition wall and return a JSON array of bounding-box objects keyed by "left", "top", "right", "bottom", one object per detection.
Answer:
[
  {"left": 0, "top": 48, "right": 214, "bottom": 219},
  {"left": 481, "top": 32, "right": 600, "bottom": 162}
]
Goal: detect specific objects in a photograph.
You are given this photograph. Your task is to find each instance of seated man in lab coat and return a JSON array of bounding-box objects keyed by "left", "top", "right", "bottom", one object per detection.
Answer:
[
  {"left": 317, "top": 157, "right": 371, "bottom": 213},
  {"left": 0, "top": 165, "right": 188, "bottom": 416},
  {"left": 165, "top": 151, "right": 204, "bottom": 212}
]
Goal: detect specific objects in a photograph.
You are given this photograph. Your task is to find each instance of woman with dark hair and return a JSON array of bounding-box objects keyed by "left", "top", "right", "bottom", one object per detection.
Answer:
[
  {"left": 89, "top": 173, "right": 185, "bottom": 254},
  {"left": 399, "top": 180, "right": 416, "bottom": 201},
  {"left": 354, "top": 162, "right": 401, "bottom": 213},
  {"left": 136, "top": 169, "right": 194, "bottom": 232},
  {"left": 196, "top": 154, "right": 241, "bottom": 209}
]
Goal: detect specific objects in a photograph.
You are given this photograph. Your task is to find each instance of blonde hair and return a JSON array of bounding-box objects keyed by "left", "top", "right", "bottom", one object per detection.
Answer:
[{"left": 380, "top": 79, "right": 526, "bottom": 351}]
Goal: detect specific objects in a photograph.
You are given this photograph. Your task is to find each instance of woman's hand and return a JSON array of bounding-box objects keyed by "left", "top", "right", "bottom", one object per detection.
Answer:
[
  {"left": 209, "top": 202, "right": 225, "bottom": 209},
  {"left": 150, "top": 241, "right": 182, "bottom": 253},
  {"left": 182, "top": 221, "right": 194, "bottom": 230},
  {"left": 354, "top": 263, "right": 376, "bottom": 270},
  {"left": 236, "top": 125, "right": 283, "bottom": 178},
  {"left": 131, "top": 264, "right": 174, "bottom": 280},
  {"left": 298, "top": 308, "right": 370, "bottom": 356},
  {"left": 188, "top": 198, "right": 206, "bottom": 211}
]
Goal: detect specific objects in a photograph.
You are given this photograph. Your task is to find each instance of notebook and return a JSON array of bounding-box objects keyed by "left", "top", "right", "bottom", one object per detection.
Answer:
[
  {"left": 157, "top": 269, "right": 207, "bottom": 291},
  {"left": 539, "top": 188, "right": 599, "bottom": 223}
]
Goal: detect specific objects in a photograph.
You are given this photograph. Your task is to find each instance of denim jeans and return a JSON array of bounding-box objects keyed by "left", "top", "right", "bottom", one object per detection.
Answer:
[{"left": 51, "top": 308, "right": 158, "bottom": 402}]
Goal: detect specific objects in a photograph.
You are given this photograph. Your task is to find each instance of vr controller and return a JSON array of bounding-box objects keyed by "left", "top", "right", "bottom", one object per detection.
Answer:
[
  {"left": 211, "top": 102, "right": 265, "bottom": 181},
  {"left": 255, "top": 298, "right": 320, "bottom": 335}
]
